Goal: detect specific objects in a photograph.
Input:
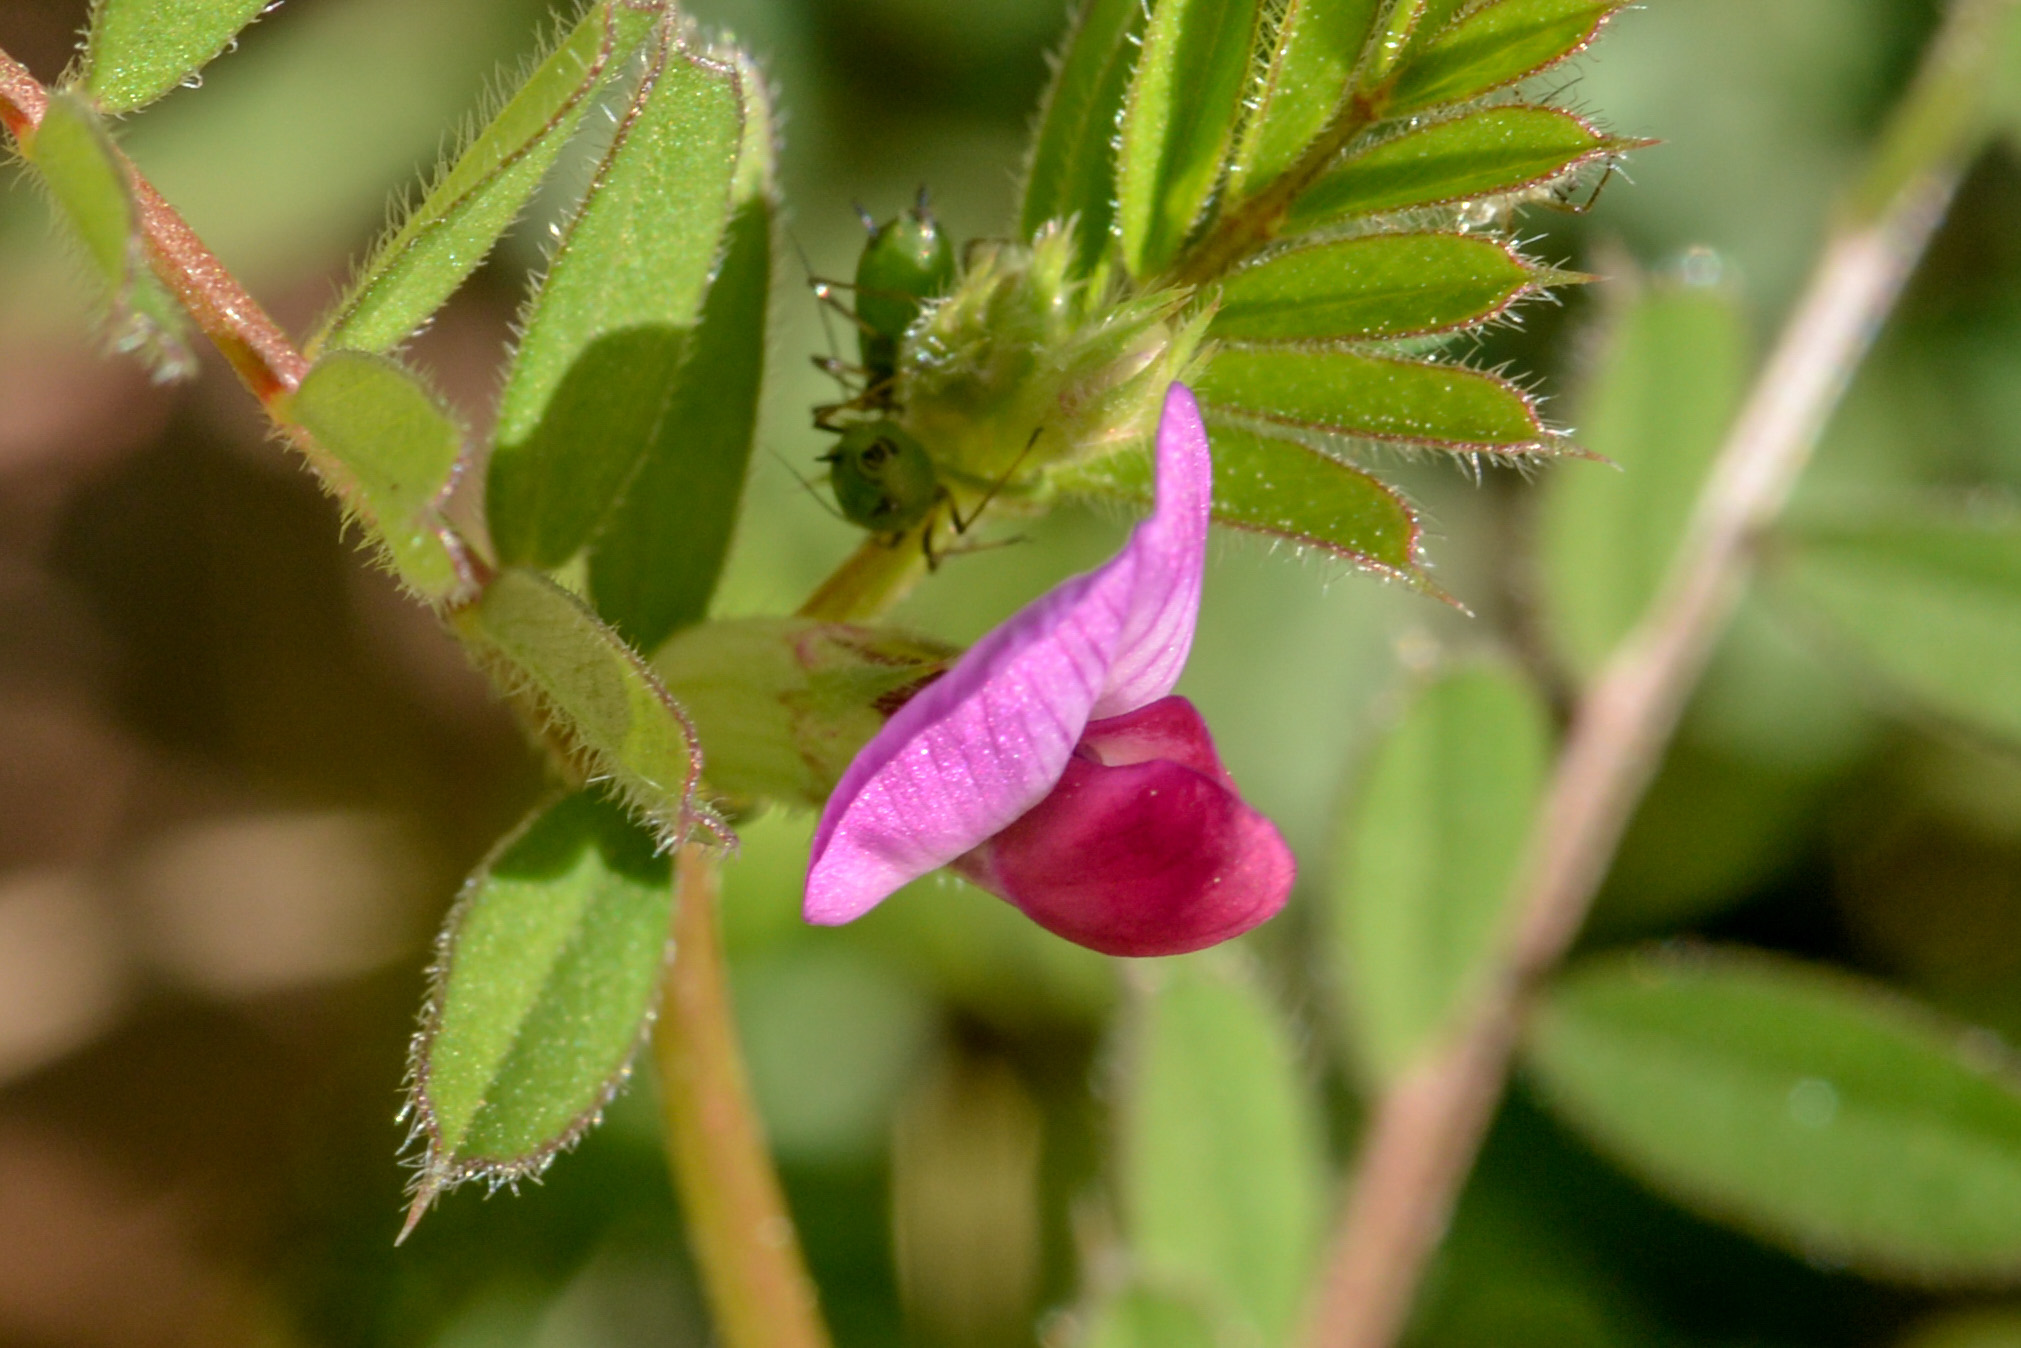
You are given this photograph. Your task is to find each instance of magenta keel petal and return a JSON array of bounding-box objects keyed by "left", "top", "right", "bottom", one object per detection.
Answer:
[{"left": 956, "top": 698, "right": 1295, "bottom": 957}]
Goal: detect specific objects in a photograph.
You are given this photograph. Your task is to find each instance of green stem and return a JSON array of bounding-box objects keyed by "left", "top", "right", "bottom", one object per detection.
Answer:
[
  {"left": 797, "top": 524, "right": 932, "bottom": 623},
  {"left": 1297, "top": 4, "right": 2018, "bottom": 1346},
  {"left": 654, "top": 846, "right": 832, "bottom": 1348}
]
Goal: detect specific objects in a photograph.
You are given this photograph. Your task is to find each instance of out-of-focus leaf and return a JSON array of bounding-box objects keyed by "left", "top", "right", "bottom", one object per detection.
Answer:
[
  {"left": 1115, "top": 0, "right": 1264, "bottom": 278},
  {"left": 1540, "top": 274, "right": 1748, "bottom": 678},
  {"left": 1197, "top": 345, "right": 1551, "bottom": 452},
  {"left": 1388, "top": 0, "right": 1623, "bottom": 115},
  {"left": 451, "top": 568, "right": 709, "bottom": 843},
  {"left": 1898, "top": 1306, "right": 2021, "bottom": 1348},
  {"left": 654, "top": 616, "right": 954, "bottom": 808},
  {"left": 25, "top": 92, "right": 191, "bottom": 378},
  {"left": 1078, "top": 1286, "right": 1222, "bottom": 1348},
  {"left": 486, "top": 31, "right": 743, "bottom": 569},
  {"left": 1058, "top": 425, "right": 1424, "bottom": 581},
  {"left": 1333, "top": 663, "right": 1552, "bottom": 1084},
  {"left": 83, "top": 0, "right": 270, "bottom": 113},
  {"left": 315, "top": 0, "right": 659, "bottom": 355},
  {"left": 281, "top": 350, "right": 467, "bottom": 600},
  {"left": 1123, "top": 954, "right": 1327, "bottom": 1345},
  {"left": 1210, "top": 232, "right": 1545, "bottom": 342},
  {"left": 1019, "top": 0, "right": 1147, "bottom": 274},
  {"left": 1288, "top": 106, "right": 1621, "bottom": 227},
  {"left": 1771, "top": 512, "right": 2021, "bottom": 744},
  {"left": 586, "top": 58, "right": 775, "bottom": 652},
  {"left": 1527, "top": 946, "right": 2021, "bottom": 1283},
  {"left": 1225, "top": 0, "right": 1381, "bottom": 200},
  {"left": 405, "top": 792, "right": 671, "bottom": 1223}
]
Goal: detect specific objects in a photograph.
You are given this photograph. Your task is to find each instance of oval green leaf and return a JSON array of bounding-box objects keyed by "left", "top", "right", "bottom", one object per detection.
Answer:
[
  {"left": 586, "top": 56, "right": 776, "bottom": 652},
  {"left": 1288, "top": 105, "right": 1619, "bottom": 227},
  {"left": 1197, "top": 345, "right": 1550, "bottom": 452},
  {"left": 314, "top": 0, "right": 659, "bottom": 355},
  {"left": 1333, "top": 662, "right": 1553, "bottom": 1085},
  {"left": 404, "top": 792, "right": 673, "bottom": 1230},
  {"left": 84, "top": 0, "right": 270, "bottom": 113},
  {"left": 282, "top": 350, "right": 469, "bottom": 601},
  {"left": 1115, "top": 0, "right": 1265, "bottom": 278},
  {"left": 486, "top": 29, "right": 743, "bottom": 568},
  {"left": 451, "top": 568, "right": 711, "bottom": 844},
  {"left": 1057, "top": 423, "right": 1425, "bottom": 582},
  {"left": 1122, "top": 954, "right": 1328, "bottom": 1345},
  {"left": 1527, "top": 946, "right": 2021, "bottom": 1283},
  {"left": 1388, "top": 0, "right": 1624, "bottom": 115},
  {"left": 1771, "top": 511, "right": 2021, "bottom": 744},
  {"left": 1225, "top": 0, "right": 1382, "bottom": 201},
  {"left": 1019, "top": 0, "right": 1148, "bottom": 274},
  {"left": 654, "top": 616, "right": 954, "bottom": 808},
  {"left": 25, "top": 92, "right": 192, "bottom": 379},
  {"left": 1540, "top": 274, "right": 1749, "bottom": 678},
  {"left": 1211, "top": 231, "right": 1543, "bottom": 342}
]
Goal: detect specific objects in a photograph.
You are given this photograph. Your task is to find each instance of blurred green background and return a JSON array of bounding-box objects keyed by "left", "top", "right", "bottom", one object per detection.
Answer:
[{"left": 2, "top": 0, "right": 2020, "bottom": 1344}]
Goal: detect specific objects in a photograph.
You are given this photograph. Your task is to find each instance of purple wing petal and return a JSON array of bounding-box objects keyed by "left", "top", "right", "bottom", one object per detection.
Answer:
[
  {"left": 956, "top": 697, "right": 1295, "bottom": 956},
  {"left": 804, "top": 382, "right": 1216, "bottom": 926}
]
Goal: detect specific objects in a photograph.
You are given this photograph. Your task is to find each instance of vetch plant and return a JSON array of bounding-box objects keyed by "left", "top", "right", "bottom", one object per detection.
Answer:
[{"left": 7, "top": 0, "right": 2021, "bottom": 1346}]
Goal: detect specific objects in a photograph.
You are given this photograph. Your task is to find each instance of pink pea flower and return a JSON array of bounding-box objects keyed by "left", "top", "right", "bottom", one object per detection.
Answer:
[{"left": 804, "top": 383, "right": 1295, "bottom": 956}]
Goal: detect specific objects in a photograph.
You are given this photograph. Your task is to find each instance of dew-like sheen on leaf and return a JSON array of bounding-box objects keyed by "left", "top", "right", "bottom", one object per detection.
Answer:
[
  {"left": 486, "top": 29, "right": 743, "bottom": 569},
  {"left": 283, "top": 350, "right": 467, "bottom": 600},
  {"left": 1123, "top": 955, "right": 1327, "bottom": 1345},
  {"left": 405, "top": 793, "right": 672, "bottom": 1224},
  {"left": 451, "top": 568, "right": 708, "bottom": 843},
  {"left": 1019, "top": 0, "right": 1147, "bottom": 275},
  {"left": 1288, "top": 106, "right": 1618, "bottom": 226},
  {"left": 1210, "top": 233, "right": 1540, "bottom": 342},
  {"left": 1527, "top": 947, "right": 2021, "bottom": 1283},
  {"left": 315, "top": 0, "right": 659, "bottom": 355},
  {"left": 1388, "top": 0, "right": 1622, "bottom": 115},
  {"left": 84, "top": 0, "right": 270, "bottom": 113},
  {"left": 1056, "top": 423, "right": 1423, "bottom": 581},
  {"left": 1115, "top": 0, "right": 1263, "bottom": 277},
  {"left": 1771, "top": 512, "right": 2021, "bottom": 745},
  {"left": 1332, "top": 662, "right": 1552, "bottom": 1086},
  {"left": 1197, "top": 345, "right": 1550, "bottom": 451}
]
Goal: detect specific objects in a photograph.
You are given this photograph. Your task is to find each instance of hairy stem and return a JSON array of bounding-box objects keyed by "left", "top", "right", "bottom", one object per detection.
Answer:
[
  {"left": 0, "top": 45, "right": 307, "bottom": 402},
  {"left": 1298, "top": 3, "right": 2013, "bottom": 1345},
  {"left": 654, "top": 846, "right": 832, "bottom": 1348}
]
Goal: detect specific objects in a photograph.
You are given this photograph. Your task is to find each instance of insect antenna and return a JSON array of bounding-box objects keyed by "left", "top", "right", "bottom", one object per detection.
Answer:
[
  {"left": 948, "top": 425, "right": 1046, "bottom": 534},
  {"left": 768, "top": 446, "right": 848, "bottom": 523}
]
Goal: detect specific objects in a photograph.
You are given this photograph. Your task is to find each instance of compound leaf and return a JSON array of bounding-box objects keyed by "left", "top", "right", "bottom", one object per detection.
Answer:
[
  {"left": 1528, "top": 947, "right": 2021, "bottom": 1284},
  {"left": 486, "top": 28, "right": 743, "bottom": 569},
  {"left": 1210, "top": 232, "right": 1546, "bottom": 342},
  {"left": 1019, "top": 0, "right": 1147, "bottom": 274},
  {"left": 1388, "top": 0, "right": 1623, "bottom": 115},
  {"left": 1226, "top": 0, "right": 1382, "bottom": 200},
  {"left": 405, "top": 792, "right": 672, "bottom": 1228},
  {"left": 84, "top": 0, "right": 270, "bottom": 113}
]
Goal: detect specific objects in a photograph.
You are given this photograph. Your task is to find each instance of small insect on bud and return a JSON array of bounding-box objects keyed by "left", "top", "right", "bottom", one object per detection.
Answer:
[
  {"left": 854, "top": 195, "right": 956, "bottom": 383},
  {"left": 821, "top": 420, "right": 942, "bottom": 536}
]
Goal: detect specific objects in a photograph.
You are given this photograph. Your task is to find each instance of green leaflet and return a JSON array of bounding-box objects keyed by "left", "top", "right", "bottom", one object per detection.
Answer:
[
  {"left": 1123, "top": 955, "right": 1327, "bottom": 1346},
  {"left": 25, "top": 92, "right": 190, "bottom": 378},
  {"left": 1288, "top": 105, "right": 1619, "bottom": 226},
  {"left": 1331, "top": 662, "right": 1552, "bottom": 1086},
  {"left": 1770, "top": 511, "right": 2021, "bottom": 744},
  {"left": 1078, "top": 1286, "right": 1222, "bottom": 1348},
  {"left": 1388, "top": 0, "right": 1623, "bottom": 115},
  {"left": 1196, "top": 345, "right": 1549, "bottom": 452},
  {"left": 314, "top": 0, "right": 660, "bottom": 355},
  {"left": 451, "top": 568, "right": 710, "bottom": 844},
  {"left": 1210, "top": 232, "right": 1542, "bottom": 342},
  {"left": 281, "top": 350, "right": 468, "bottom": 601},
  {"left": 486, "top": 28, "right": 743, "bottom": 569},
  {"left": 1226, "top": 0, "right": 1383, "bottom": 200},
  {"left": 1058, "top": 423, "right": 1423, "bottom": 580},
  {"left": 405, "top": 792, "right": 672, "bottom": 1224},
  {"left": 1540, "top": 275, "right": 1749, "bottom": 678},
  {"left": 83, "top": 0, "right": 270, "bottom": 113},
  {"left": 654, "top": 617, "right": 954, "bottom": 808},
  {"left": 1019, "top": 0, "right": 1147, "bottom": 274},
  {"left": 1115, "top": 0, "right": 1264, "bottom": 278},
  {"left": 1527, "top": 947, "right": 2021, "bottom": 1283},
  {"left": 585, "top": 52, "right": 776, "bottom": 653}
]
